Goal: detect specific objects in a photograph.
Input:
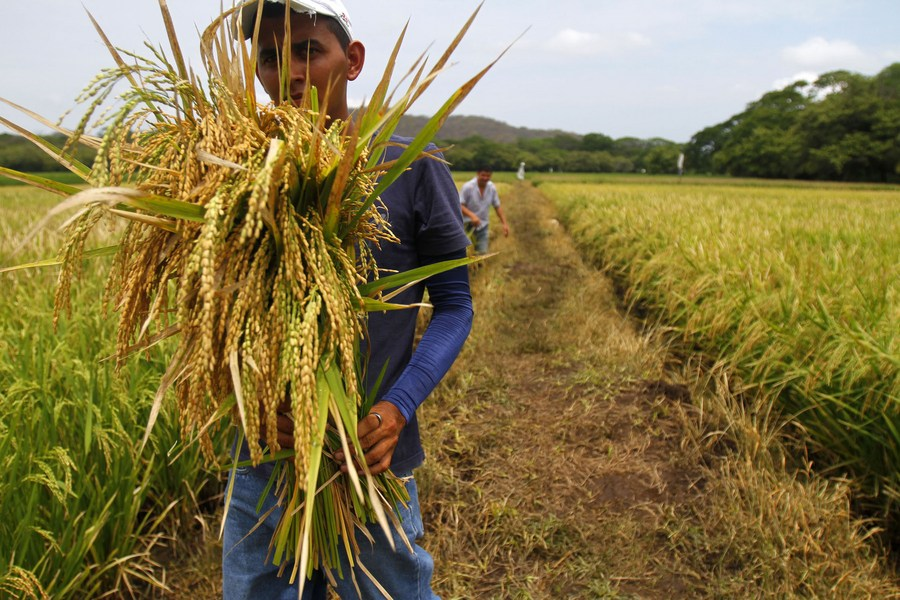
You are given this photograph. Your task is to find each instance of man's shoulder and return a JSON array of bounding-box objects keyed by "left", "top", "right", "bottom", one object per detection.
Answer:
[
  {"left": 384, "top": 134, "right": 440, "bottom": 159},
  {"left": 382, "top": 135, "right": 451, "bottom": 188},
  {"left": 388, "top": 133, "right": 414, "bottom": 146},
  {"left": 382, "top": 134, "right": 412, "bottom": 163},
  {"left": 380, "top": 135, "right": 460, "bottom": 208}
]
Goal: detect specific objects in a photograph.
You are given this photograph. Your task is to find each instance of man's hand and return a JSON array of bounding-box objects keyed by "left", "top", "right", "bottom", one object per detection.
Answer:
[
  {"left": 496, "top": 206, "right": 510, "bottom": 237},
  {"left": 257, "top": 400, "right": 297, "bottom": 449},
  {"left": 334, "top": 401, "right": 406, "bottom": 476},
  {"left": 460, "top": 205, "right": 480, "bottom": 229},
  {"left": 259, "top": 399, "right": 406, "bottom": 476}
]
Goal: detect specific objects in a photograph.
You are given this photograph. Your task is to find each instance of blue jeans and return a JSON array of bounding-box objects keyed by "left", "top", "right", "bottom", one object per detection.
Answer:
[
  {"left": 222, "top": 463, "right": 439, "bottom": 600},
  {"left": 466, "top": 223, "right": 490, "bottom": 254}
]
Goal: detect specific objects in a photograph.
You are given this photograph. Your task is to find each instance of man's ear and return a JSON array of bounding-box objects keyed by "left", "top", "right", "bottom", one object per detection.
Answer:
[{"left": 346, "top": 40, "right": 365, "bottom": 81}]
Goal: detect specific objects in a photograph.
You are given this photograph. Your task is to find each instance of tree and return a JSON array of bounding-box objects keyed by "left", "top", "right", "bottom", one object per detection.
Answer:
[
  {"left": 684, "top": 122, "right": 730, "bottom": 174},
  {"left": 641, "top": 144, "right": 684, "bottom": 175},
  {"left": 682, "top": 64, "right": 900, "bottom": 182},
  {"left": 582, "top": 132, "right": 614, "bottom": 152},
  {"left": 611, "top": 137, "right": 650, "bottom": 160},
  {"left": 793, "top": 70, "right": 899, "bottom": 181}
]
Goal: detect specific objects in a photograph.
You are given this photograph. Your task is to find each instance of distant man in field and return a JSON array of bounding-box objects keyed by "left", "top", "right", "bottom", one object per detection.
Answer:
[{"left": 459, "top": 167, "right": 509, "bottom": 254}]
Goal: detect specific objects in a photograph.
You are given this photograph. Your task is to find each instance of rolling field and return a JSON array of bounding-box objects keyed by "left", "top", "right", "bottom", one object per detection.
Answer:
[{"left": 539, "top": 177, "right": 900, "bottom": 528}]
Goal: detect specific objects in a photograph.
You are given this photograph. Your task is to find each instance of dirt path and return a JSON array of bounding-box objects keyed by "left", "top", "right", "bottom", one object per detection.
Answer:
[
  {"left": 158, "top": 181, "right": 706, "bottom": 599},
  {"left": 416, "top": 182, "right": 704, "bottom": 599}
]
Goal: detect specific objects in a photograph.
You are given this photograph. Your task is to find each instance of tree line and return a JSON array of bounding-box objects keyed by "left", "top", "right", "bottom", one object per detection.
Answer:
[
  {"left": 0, "top": 128, "right": 682, "bottom": 178},
  {"left": 439, "top": 63, "right": 899, "bottom": 182},
  {"left": 440, "top": 133, "right": 683, "bottom": 175},
  {"left": 684, "top": 63, "right": 900, "bottom": 182},
  {"left": 2, "top": 63, "right": 898, "bottom": 182}
]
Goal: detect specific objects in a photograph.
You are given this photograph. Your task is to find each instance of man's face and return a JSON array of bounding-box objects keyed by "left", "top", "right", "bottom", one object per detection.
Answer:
[
  {"left": 255, "top": 12, "right": 364, "bottom": 120},
  {"left": 477, "top": 170, "right": 493, "bottom": 186}
]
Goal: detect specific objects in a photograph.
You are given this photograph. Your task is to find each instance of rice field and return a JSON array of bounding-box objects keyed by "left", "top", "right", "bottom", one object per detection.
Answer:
[
  {"left": 539, "top": 176, "right": 900, "bottom": 529},
  {"left": 2, "top": 175, "right": 897, "bottom": 595},
  {"left": 0, "top": 176, "right": 509, "bottom": 597},
  {"left": 0, "top": 187, "right": 223, "bottom": 598}
]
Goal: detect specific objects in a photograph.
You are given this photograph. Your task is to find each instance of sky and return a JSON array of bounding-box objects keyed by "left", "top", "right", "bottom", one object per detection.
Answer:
[{"left": 1, "top": 0, "right": 898, "bottom": 143}]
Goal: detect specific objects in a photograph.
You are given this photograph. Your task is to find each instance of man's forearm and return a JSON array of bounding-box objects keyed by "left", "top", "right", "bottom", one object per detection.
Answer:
[
  {"left": 380, "top": 255, "right": 473, "bottom": 421},
  {"left": 460, "top": 205, "right": 479, "bottom": 223}
]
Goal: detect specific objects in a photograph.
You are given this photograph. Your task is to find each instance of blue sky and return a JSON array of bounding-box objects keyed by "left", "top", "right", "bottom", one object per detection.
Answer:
[{"left": 1, "top": 0, "right": 898, "bottom": 143}]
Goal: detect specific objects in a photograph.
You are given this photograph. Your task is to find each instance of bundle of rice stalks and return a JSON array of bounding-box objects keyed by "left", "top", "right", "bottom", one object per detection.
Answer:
[{"left": 1, "top": 0, "right": 509, "bottom": 591}]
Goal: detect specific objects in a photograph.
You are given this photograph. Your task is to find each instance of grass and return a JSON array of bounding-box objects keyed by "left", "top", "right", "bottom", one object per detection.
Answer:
[
  {"left": 540, "top": 177, "right": 900, "bottom": 534},
  {"left": 0, "top": 171, "right": 86, "bottom": 187},
  {"left": 0, "top": 186, "right": 224, "bottom": 598},
  {"left": 418, "top": 181, "right": 680, "bottom": 597},
  {"left": 4, "top": 179, "right": 899, "bottom": 598},
  {"left": 529, "top": 171, "right": 900, "bottom": 191},
  {"left": 415, "top": 180, "right": 900, "bottom": 598},
  {"left": 667, "top": 363, "right": 900, "bottom": 598}
]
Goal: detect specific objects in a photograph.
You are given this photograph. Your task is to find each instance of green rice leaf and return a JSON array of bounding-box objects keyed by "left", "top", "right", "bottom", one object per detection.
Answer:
[
  {"left": 360, "top": 298, "right": 423, "bottom": 313},
  {"left": 293, "top": 365, "right": 335, "bottom": 590},
  {"left": 0, "top": 245, "right": 118, "bottom": 274},
  {"left": 58, "top": 187, "right": 206, "bottom": 222},
  {"left": 0, "top": 113, "right": 91, "bottom": 179},
  {"left": 0, "top": 166, "right": 83, "bottom": 197},
  {"left": 358, "top": 254, "right": 489, "bottom": 297}
]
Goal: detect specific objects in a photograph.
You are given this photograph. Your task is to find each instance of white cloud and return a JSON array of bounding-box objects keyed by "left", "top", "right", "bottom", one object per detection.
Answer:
[
  {"left": 546, "top": 29, "right": 652, "bottom": 56},
  {"left": 772, "top": 71, "right": 820, "bottom": 89},
  {"left": 550, "top": 29, "right": 596, "bottom": 52},
  {"left": 782, "top": 37, "right": 866, "bottom": 69},
  {"left": 880, "top": 48, "right": 900, "bottom": 63}
]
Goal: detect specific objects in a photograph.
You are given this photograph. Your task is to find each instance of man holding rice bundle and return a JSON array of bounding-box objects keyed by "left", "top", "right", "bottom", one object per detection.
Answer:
[{"left": 222, "top": 1, "right": 473, "bottom": 598}]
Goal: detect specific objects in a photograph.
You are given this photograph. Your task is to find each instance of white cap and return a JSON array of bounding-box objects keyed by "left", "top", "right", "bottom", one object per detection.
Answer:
[{"left": 238, "top": 0, "right": 353, "bottom": 41}]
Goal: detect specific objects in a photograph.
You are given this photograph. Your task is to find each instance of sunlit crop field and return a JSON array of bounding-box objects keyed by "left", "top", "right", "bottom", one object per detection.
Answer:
[
  {"left": 3, "top": 176, "right": 897, "bottom": 595},
  {"left": 0, "top": 187, "right": 223, "bottom": 598},
  {"left": 541, "top": 178, "right": 899, "bottom": 524}
]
